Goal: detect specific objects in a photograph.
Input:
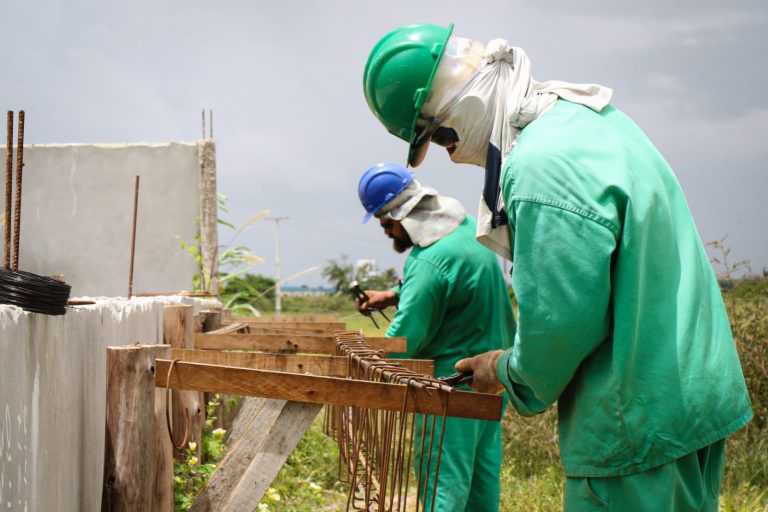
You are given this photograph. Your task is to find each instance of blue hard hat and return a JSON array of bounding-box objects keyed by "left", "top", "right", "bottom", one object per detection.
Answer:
[{"left": 358, "top": 162, "right": 414, "bottom": 223}]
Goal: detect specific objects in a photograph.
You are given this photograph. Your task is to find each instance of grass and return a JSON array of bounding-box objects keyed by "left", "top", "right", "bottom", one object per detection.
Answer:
[{"left": 218, "top": 282, "right": 768, "bottom": 512}]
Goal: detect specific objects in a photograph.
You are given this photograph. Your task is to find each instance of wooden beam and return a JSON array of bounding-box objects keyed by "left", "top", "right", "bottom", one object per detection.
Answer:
[
  {"left": 170, "top": 348, "right": 434, "bottom": 377},
  {"left": 205, "top": 322, "right": 249, "bottom": 335},
  {"left": 194, "top": 332, "right": 406, "bottom": 354},
  {"left": 155, "top": 360, "right": 502, "bottom": 421},
  {"left": 190, "top": 399, "right": 321, "bottom": 511},
  {"left": 228, "top": 319, "right": 346, "bottom": 332},
  {"left": 233, "top": 314, "right": 339, "bottom": 323}
]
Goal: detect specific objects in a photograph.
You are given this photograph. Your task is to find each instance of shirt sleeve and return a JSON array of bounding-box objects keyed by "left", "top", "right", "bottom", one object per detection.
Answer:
[
  {"left": 496, "top": 200, "right": 614, "bottom": 416},
  {"left": 385, "top": 258, "right": 449, "bottom": 359}
]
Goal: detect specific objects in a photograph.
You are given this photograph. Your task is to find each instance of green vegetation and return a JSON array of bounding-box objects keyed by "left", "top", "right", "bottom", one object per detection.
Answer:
[
  {"left": 321, "top": 254, "right": 400, "bottom": 293},
  {"left": 174, "top": 394, "right": 233, "bottom": 510}
]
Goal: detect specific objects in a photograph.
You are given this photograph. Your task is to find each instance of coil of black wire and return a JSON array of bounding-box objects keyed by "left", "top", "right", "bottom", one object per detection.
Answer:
[{"left": 0, "top": 268, "right": 71, "bottom": 315}]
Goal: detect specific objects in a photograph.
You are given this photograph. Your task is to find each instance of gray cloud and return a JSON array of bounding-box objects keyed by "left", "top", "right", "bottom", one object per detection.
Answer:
[{"left": 2, "top": 0, "right": 765, "bottom": 286}]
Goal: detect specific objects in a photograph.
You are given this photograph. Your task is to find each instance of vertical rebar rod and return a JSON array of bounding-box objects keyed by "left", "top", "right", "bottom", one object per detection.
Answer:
[
  {"left": 4, "top": 111, "right": 13, "bottom": 269},
  {"left": 209, "top": 109, "right": 213, "bottom": 139},
  {"left": 12, "top": 110, "right": 24, "bottom": 271},
  {"left": 201, "top": 109, "right": 205, "bottom": 140},
  {"left": 128, "top": 175, "right": 140, "bottom": 298}
]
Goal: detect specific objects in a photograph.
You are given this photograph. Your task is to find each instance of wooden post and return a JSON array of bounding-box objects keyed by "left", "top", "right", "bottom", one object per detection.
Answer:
[
  {"left": 102, "top": 345, "right": 164, "bottom": 512},
  {"left": 163, "top": 304, "right": 202, "bottom": 459},
  {"left": 199, "top": 309, "right": 222, "bottom": 333},
  {"left": 198, "top": 138, "right": 218, "bottom": 294},
  {"left": 151, "top": 346, "right": 173, "bottom": 512}
]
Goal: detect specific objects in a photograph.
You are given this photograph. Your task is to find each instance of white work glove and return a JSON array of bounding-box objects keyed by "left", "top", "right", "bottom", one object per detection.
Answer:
[
  {"left": 355, "top": 290, "right": 398, "bottom": 313},
  {"left": 454, "top": 350, "right": 505, "bottom": 394}
]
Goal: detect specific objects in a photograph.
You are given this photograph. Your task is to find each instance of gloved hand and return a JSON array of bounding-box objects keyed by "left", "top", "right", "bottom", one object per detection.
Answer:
[
  {"left": 356, "top": 289, "right": 398, "bottom": 312},
  {"left": 454, "top": 350, "right": 506, "bottom": 394}
]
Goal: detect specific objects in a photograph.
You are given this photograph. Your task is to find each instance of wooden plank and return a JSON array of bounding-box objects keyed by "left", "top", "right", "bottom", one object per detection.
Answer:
[
  {"left": 194, "top": 332, "right": 406, "bottom": 354},
  {"left": 206, "top": 322, "right": 248, "bottom": 335},
  {"left": 170, "top": 348, "right": 435, "bottom": 377},
  {"left": 156, "top": 360, "right": 501, "bottom": 421},
  {"left": 190, "top": 399, "right": 321, "bottom": 511},
  {"left": 229, "top": 320, "right": 346, "bottom": 332},
  {"left": 103, "top": 345, "right": 163, "bottom": 512},
  {"left": 233, "top": 314, "right": 339, "bottom": 323}
]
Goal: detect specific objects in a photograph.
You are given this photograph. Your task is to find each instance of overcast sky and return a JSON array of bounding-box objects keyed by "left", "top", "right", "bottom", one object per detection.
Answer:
[{"left": 2, "top": 1, "right": 766, "bottom": 287}]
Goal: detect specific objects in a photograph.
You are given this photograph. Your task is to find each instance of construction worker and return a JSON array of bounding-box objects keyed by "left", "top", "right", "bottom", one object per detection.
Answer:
[
  {"left": 356, "top": 162, "right": 515, "bottom": 512},
  {"left": 362, "top": 24, "right": 753, "bottom": 512}
]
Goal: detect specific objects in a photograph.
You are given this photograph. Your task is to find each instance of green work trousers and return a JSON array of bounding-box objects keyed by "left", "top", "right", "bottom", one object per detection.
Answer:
[
  {"left": 564, "top": 439, "right": 726, "bottom": 511},
  {"left": 413, "top": 409, "right": 505, "bottom": 512}
]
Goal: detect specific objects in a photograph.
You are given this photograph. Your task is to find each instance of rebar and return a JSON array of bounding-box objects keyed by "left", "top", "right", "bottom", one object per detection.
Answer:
[
  {"left": 128, "top": 175, "right": 140, "bottom": 298},
  {"left": 4, "top": 111, "right": 13, "bottom": 269},
  {"left": 326, "top": 331, "right": 452, "bottom": 511},
  {"left": 11, "top": 110, "right": 23, "bottom": 271}
]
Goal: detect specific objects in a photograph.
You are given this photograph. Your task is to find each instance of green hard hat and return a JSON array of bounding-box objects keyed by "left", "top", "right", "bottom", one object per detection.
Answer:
[{"left": 363, "top": 23, "right": 454, "bottom": 166}]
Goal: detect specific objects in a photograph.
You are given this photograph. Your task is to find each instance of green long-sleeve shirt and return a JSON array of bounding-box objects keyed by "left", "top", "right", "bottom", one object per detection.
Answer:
[
  {"left": 387, "top": 217, "right": 515, "bottom": 378},
  {"left": 496, "top": 100, "right": 752, "bottom": 477}
]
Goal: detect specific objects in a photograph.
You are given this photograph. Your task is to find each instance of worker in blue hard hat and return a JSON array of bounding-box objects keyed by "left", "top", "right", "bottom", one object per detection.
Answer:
[
  {"left": 356, "top": 162, "right": 515, "bottom": 512},
  {"left": 363, "top": 24, "right": 752, "bottom": 512}
]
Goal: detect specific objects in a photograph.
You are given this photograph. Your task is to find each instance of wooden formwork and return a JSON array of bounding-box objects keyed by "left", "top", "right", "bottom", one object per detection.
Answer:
[{"left": 103, "top": 308, "right": 502, "bottom": 511}]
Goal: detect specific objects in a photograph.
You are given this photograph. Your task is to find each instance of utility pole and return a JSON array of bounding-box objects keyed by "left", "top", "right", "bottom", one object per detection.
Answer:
[{"left": 266, "top": 216, "right": 288, "bottom": 316}]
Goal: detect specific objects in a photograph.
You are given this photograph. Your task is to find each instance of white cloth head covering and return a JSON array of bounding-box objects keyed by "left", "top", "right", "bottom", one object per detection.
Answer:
[
  {"left": 377, "top": 180, "right": 466, "bottom": 248},
  {"left": 421, "top": 37, "right": 613, "bottom": 260}
]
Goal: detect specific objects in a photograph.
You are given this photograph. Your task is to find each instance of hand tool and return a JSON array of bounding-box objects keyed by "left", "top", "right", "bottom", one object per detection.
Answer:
[
  {"left": 438, "top": 371, "right": 474, "bottom": 388},
  {"left": 348, "top": 280, "right": 390, "bottom": 328}
]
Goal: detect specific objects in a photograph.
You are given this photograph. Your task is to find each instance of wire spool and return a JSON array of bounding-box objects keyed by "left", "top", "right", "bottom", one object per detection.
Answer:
[{"left": 0, "top": 268, "right": 71, "bottom": 315}]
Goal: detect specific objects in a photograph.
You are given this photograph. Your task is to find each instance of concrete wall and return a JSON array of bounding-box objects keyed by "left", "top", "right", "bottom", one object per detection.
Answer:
[
  {"left": 0, "top": 142, "right": 203, "bottom": 297},
  {"left": 0, "top": 297, "right": 218, "bottom": 511}
]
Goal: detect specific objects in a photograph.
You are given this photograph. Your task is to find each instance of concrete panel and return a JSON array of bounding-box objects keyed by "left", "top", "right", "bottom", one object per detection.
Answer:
[
  {"left": 0, "top": 296, "right": 219, "bottom": 511},
  {"left": 0, "top": 142, "right": 201, "bottom": 297}
]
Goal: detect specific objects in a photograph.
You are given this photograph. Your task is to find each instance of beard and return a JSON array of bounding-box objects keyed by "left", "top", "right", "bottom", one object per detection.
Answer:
[{"left": 392, "top": 234, "right": 414, "bottom": 254}]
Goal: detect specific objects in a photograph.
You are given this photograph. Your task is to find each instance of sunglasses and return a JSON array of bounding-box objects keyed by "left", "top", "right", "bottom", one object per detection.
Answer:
[
  {"left": 430, "top": 127, "right": 459, "bottom": 148},
  {"left": 414, "top": 120, "right": 459, "bottom": 148}
]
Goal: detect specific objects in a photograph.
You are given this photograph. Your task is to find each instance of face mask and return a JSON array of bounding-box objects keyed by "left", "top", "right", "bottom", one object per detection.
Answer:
[{"left": 442, "top": 95, "right": 493, "bottom": 168}]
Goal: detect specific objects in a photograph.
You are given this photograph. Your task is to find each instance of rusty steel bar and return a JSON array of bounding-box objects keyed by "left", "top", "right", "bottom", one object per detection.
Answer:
[
  {"left": 11, "top": 110, "right": 24, "bottom": 271},
  {"left": 128, "top": 175, "right": 139, "bottom": 298},
  {"left": 4, "top": 111, "right": 13, "bottom": 269},
  {"left": 329, "top": 332, "right": 456, "bottom": 511}
]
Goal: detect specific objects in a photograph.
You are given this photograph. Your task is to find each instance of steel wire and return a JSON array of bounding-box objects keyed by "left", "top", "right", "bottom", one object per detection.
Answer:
[{"left": 0, "top": 268, "right": 71, "bottom": 315}]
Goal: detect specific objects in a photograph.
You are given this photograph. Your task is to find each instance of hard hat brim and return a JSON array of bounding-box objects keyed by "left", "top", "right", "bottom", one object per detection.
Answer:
[
  {"left": 361, "top": 210, "right": 375, "bottom": 224},
  {"left": 409, "top": 137, "right": 431, "bottom": 168},
  {"left": 406, "top": 22, "right": 454, "bottom": 168}
]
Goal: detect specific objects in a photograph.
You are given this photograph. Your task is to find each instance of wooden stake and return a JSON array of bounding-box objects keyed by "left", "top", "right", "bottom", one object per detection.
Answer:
[
  {"left": 102, "top": 345, "right": 163, "bottom": 512},
  {"left": 199, "top": 309, "right": 221, "bottom": 333},
  {"left": 163, "top": 304, "right": 202, "bottom": 459},
  {"left": 151, "top": 347, "right": 173, "bottom": 512}
]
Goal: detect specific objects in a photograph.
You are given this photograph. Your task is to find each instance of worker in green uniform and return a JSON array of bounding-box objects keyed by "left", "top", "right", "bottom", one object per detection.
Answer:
[
  {"left": 355, "top": 162, "right": 515, "bottom": 512},
  {"left": 362, "top": 24, "right": 753, "bottom": 511}
]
